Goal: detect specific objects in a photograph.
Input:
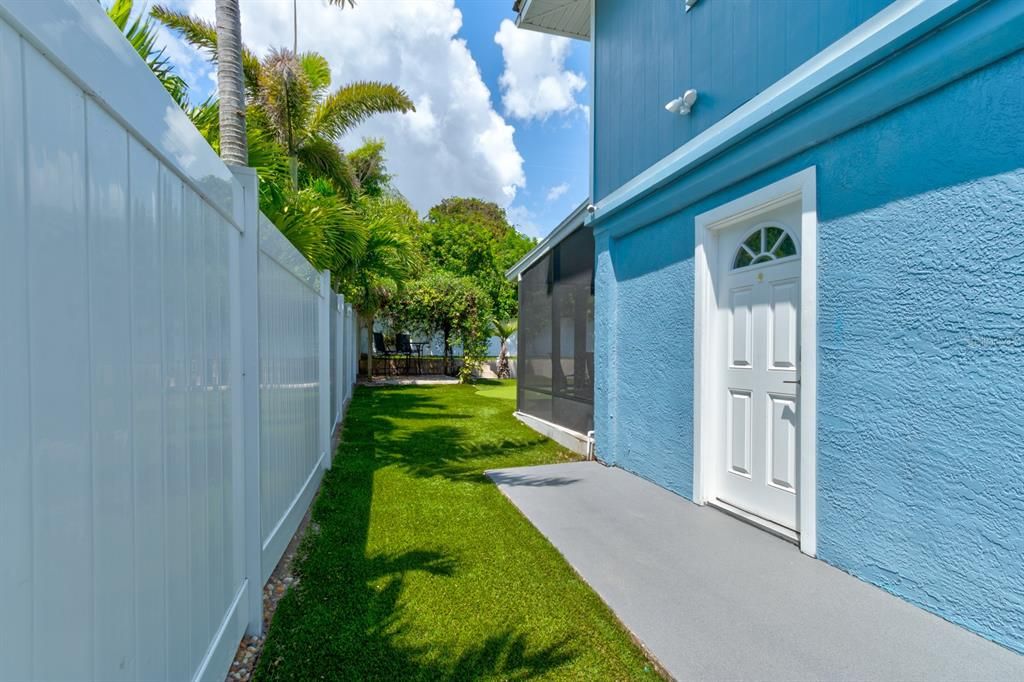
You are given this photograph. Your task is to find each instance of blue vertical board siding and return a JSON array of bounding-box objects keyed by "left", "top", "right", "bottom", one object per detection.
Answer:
[
  {"left": 592, "top": 0, "right": 890, "bottom": 200},
  {"left": 595, "top": 50, "right": 1024, "bottom": 653}
]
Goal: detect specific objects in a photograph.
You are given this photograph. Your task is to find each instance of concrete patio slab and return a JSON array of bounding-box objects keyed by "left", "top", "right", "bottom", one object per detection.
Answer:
[
  {"left": 359, "top": 375, "right": 458, "bottom": 386},
  {"left": 486, "top": 462, "right": 1024, "bottom": 681}
]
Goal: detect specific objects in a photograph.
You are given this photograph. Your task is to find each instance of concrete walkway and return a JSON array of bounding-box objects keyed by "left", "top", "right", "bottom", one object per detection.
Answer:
[{"left": 486, "top": 462, "right": 1024, "bottom": 681}]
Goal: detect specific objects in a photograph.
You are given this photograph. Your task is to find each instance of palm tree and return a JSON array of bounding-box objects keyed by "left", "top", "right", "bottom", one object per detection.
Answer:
[
  {"left": 214, "top": 0, "right": 247, "bottom": 166},
  {"left": 492, "top": 318, "right": 517, "bottom": 379},
  {"left": 152, "top": 7, "right": 414, "bottom": 195},
  {"left": 261, "top": 178, "right": 366, "bottom": 274},
  {"left": 257, "top": 48, "right": 414, "bottom": 194}
]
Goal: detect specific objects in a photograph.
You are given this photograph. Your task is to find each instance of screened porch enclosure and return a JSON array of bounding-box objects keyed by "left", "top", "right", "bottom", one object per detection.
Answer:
[{"left": 518, "top": 225, "right": 595, "bottom": 435}]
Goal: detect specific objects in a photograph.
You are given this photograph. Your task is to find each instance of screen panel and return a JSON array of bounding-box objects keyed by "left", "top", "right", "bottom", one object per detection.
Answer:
[{"left": 517, "top": 225, "right": 594, "bottom": 434}]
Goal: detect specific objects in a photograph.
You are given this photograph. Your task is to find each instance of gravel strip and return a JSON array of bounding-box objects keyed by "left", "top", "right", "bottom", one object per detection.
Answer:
[{"left": 225, "top": 509, "right": 316, "bottom": 681}]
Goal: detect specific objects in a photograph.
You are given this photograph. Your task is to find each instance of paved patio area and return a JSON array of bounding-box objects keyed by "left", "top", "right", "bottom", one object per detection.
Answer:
[
  {"left": 359, "top": 375, "right": 459, "bottom": 386},
  {"left": 486, "top": 462, "right": 1024, "bottom": 681}
]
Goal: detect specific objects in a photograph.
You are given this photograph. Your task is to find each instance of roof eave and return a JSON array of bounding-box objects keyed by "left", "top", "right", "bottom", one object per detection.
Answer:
[
  {"left": 506, "top": 199, "right": 590, "bottom": 281},
  {"left": 514, "top": 0, "right": 591, "bottom": 41}
]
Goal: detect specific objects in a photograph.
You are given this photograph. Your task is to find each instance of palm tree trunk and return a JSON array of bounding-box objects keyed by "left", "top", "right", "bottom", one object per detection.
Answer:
[
  {"left": 497, "top": 340, "right": 510, "bottom": 379},
  {"left": 215, "top": 0, "right": 247, "bottom": 166},
  {"left": 288, "top": 155, "right": 299, "bottom": 190}
]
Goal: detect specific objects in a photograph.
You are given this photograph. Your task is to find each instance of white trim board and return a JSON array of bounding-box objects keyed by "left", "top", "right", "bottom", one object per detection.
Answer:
[
  {"left": 693, "top": 167, "right": 818, "bottom": 557},
  {"left": 514, "top": 411, "right": 593, "bottom": 457}
]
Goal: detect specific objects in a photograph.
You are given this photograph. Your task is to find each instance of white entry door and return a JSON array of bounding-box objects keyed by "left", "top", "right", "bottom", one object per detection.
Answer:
[{"left": 716, "top": 202, "right": 801, "bottom": 530}]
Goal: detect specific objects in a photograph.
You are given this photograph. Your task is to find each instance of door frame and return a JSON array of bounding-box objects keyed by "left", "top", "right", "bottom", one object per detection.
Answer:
[{"left": 693, "top": 167, "right": 818, "bottom": 557}]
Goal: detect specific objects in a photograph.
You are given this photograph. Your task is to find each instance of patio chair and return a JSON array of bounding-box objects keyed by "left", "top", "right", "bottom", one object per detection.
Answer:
[
  {"left": 373, "top": 332, "right": 399, "bottom": 375},
  {"left": 395, "top": 333, "right": 418, "bottom": 375}
]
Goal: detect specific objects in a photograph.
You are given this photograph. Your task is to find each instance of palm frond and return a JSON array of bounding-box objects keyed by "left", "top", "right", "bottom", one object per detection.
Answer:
[
  {"left": 151, "top": 5, "right": 263, "bottom": 91},
  {"left": 299, "top": 52, "right": 331, "bottom": 94},
  {"left": 492, "top": 318, "right": 517, "bottom": 340},
  {"left": 260, "top": 48, "right": 313, "bottom": 155},
  {"left": 105, "top": 0, "right": 191, "bottom": 108},
  {"left": 310, "top": 81, "right": 415, "bottom": 141},
  {"left": 186, "top": 96, "right": 219, "bottom": 141},
  {"left": 296, "top": 137, "right": 358, "bottom": 195}
]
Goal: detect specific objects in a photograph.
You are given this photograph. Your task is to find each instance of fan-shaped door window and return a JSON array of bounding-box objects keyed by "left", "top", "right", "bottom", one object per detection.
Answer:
[{"left": 732, "top": 225, "right": 798, "bottom": 269}]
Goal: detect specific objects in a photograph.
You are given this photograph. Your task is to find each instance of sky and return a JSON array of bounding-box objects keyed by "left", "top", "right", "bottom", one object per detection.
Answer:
[{"left": 158, "top": 0, "right": 591, "bottom": 239}]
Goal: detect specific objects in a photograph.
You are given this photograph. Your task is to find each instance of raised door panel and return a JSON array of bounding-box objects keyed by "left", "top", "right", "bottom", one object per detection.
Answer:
[
  {"left": 768, "top": 278, "right": 799, "bottom": 370},
  {"left": 767, "top": 394, "right": 798, "bottom": 492},
  {"left": 728, "top": 287, "right": 753, "bottom": 368},
  {"left": 727, "top": 390, "right": 752, "bottom": 477}
]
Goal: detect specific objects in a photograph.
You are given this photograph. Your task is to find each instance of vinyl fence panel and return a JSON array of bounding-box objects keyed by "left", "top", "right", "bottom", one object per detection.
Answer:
[
  {"left": 0, "top": 6, "right": 247, "bottom": 680},
  {"left": 257, "top": 213, "right": 328, "bottom": 583},
  {"left": 0, "top": 2, "right": 359, "bottom": 680}
]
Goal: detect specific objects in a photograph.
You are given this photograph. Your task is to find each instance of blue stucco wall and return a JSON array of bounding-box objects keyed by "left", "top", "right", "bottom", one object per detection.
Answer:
[
  {"left": 592, "top": 0, "right": 890, "bottom": 201},
  {"left": 595, "top": 50, "right": 1024, "bottom": 653}
]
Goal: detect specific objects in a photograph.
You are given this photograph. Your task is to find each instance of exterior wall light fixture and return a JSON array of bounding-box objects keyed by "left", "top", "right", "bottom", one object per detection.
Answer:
[
  {"left": 665, "top": 89, "right": 698, "bottom": 115},
  {"left": 685, "top": 0, "right": 699, "bottom": 11}
]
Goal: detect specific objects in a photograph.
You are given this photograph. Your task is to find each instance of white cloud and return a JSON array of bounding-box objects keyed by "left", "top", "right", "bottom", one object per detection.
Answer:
[
  {"left": 494, "top": 18, "right": 586, "bottom": 121},
  {"left": 167, "top": 0, "right": 525, "bottom": 213},
  {"left": 156, "top": 23, "right": 214, "bottom": 98},
  {"left": 546, "top": 182, "right": 569, "bottom": 202},
  {"left": 506, "top": 204, "right": 543, "bottom": 239}
]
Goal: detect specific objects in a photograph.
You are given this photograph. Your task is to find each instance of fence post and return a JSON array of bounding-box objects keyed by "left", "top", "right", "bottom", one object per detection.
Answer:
[
  {"left": 347, "top": 307, "right": 354, "bottom": 395},
  {"left": 342, "top": 290, "right": 350, "bottom": 411},
  {"left": 230, "top": 166, "right": 264, "bottom": 638},
  {"left": 351, "top": 310, "right": 359, "bottom": 387},
  {"left": 319, "top": 270, "right": 332, "bottom": 469}
]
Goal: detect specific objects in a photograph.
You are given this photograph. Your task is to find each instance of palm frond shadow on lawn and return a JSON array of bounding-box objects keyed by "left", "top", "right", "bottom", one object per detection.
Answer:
[{"left": 256, "top": 383, "right": 655, "bottom": 681}]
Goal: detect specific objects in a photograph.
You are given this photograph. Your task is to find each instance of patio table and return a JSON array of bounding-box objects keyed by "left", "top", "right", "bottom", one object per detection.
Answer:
[{"left": 409, "top": 341, "right": 428, "bottom": 375}]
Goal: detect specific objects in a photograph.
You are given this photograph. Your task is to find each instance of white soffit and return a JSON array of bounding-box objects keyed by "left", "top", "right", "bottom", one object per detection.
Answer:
[{"left": 515, "top": 0, "right": 591, "bottom": 41}]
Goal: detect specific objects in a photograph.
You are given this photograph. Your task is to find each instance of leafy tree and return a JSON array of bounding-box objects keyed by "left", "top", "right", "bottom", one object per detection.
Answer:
[
  {"left": 419, "top": 198, "right": 536, "bottom": 322},
  {"left": 385, "top": 272, "right": 490, "bottom": 382},
  {"left": 348, "top": 139, "right": 392, "bottom": 198},
  {"left": 338, "top": 196, "right": 422, "bottom": 378}
]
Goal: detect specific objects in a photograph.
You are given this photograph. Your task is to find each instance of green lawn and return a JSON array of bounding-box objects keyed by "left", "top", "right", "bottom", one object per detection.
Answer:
[
  {"left": 473, "top": 379, "right": 517, "bottom": 402},
  {"left": 256, "top": 379, "right": 656, "bottom": 680}
]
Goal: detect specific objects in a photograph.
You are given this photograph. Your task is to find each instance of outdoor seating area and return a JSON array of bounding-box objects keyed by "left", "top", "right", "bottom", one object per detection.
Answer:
[{"left": 372, "top": 331, "right": 430, "bottom": 376}]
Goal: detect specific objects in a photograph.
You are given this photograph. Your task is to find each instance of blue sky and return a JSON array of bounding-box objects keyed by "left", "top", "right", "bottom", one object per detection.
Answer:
[
  {"left": 160, "top": 0, "right": 591, "bottom": 238},
  {"left": 458, "top": 0, "right": 591, "bottom": 235}
]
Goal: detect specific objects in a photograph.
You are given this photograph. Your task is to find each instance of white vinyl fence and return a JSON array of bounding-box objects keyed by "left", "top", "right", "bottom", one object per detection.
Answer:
[{"left": 0, "top": 3, "right": 359, "bottom": 681}]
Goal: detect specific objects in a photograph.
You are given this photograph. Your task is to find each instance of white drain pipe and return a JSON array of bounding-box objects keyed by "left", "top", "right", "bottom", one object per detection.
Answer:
[{"left": 586, "top": 430, "right": 596, "bottom": 461}]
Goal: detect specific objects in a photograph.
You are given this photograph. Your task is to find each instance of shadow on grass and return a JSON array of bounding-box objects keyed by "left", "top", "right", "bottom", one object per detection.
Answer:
[
  {"left": 346, "top": 387, "right": 554, "bottom": 486},
  {"left": 256, "top": 385, "right": 580, "bottom": 681}
]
